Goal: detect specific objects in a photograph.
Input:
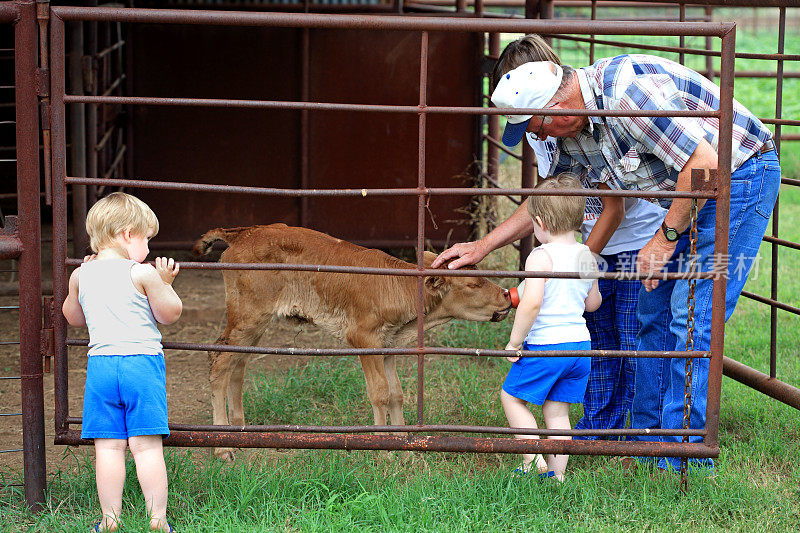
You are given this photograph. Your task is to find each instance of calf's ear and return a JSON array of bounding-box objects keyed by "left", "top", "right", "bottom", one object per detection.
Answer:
[{"left": 424, "top": 275, "right": 449, "bottom": 292}]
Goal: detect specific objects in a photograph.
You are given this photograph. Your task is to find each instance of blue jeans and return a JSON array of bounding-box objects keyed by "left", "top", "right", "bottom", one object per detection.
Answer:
[{"left": 631, "top": 150, "right": 781, "bottom": 470}]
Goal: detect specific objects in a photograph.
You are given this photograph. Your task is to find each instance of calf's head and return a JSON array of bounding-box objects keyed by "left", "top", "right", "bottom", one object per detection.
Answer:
[{"left": 422, "top": 252, "right": 511, "bottom": 323}]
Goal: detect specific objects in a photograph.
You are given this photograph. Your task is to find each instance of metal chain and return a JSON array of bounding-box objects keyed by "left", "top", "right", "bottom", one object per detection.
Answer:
[{"left": 680, "top": 198, "right": 699, "bottom": 493}]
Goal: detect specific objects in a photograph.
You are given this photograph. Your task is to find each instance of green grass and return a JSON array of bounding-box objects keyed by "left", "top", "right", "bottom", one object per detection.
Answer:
[{"left": 2, "top": 18, "right": 800, "bottom": 533}]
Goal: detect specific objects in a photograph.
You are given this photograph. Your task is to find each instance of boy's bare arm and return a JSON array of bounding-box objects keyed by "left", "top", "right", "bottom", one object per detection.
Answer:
[
  {"left": 134, "top": 259, "right": 182, "bottom": 325},
  {"left": 506, "top": 250, "right": 550, "bottom": 356},
  {"left": 62, "top": 268, "right": 86, "bottom": 327},
  {"left": 585, "top": 279, "right": 602, "bottom": 313}
]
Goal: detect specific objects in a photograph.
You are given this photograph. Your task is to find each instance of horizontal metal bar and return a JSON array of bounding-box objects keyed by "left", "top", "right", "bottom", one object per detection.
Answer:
[
  {"left": 148, "top": 238, "right": 454, "bottom": 251},
  {"left": 0, "top": 449, "right": 22, "bottom": 454},
  {"left": 781, "top": 177, "right": 800, "bottom": 187},
  {"left": 67, "top": 338, "right": 709, "bottom": 359},
  {"left": 763, "top": 235, "right": 800, "bottom": 251},
  {"left": 0, "top": 413, "right": 22, "bottom": 417},
  {"left": 553, "top": 33, "right": 800, "bottom": 61},
  {"left": 0, "top": 3, "right": 17, "bottom": 24},
  {"left": 62, "top": 95, "right": 719, "bottom": 119},
  {"left": 741, "top": 290, "right": 800, "bottom": 316},
  {"left": 50, "top": 7, "right": 736, "bottom": 37},
  {"left": 65, "top": 416, "right": 705, "bottom": 437},
  {"left": 0, "top": 376, "right": 21, "bottom": 380},
  {"left": 55, "top": 428, "right": 719, "bottom": 458},
  {"left": 0, "top": 341, "right": 20, "bottom": 346},
  {"left": 762, "top": 118, "right": 800, "bottom": 127},
  {"left": 0, "top": 305, "right": 19, "bottom": 310},
  {"left": 64, "top": 256, "right": 719, "bottom": 281},
  {"left": 723, "top": 356, "right": 800, "bottom": 411},
  {"left": 64, "top": 177, "right": 717, "bottom": 200},
  {"left": 479, "top": 173, "right": 523, "bottom": 205}
]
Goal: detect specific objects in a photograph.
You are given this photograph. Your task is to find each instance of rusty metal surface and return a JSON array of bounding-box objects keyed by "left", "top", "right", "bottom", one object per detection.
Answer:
[
  {"left": 64, "top": 177, "right": 719, "bottom": 200},
  {"left": 14, "top": 0, "right": 45, "bottom": 509},
  {"left": 55, "top": 429, "right": 720, "bottom": 458},
  {"left": 64, "top": 417, "right": 706, "bottom": 437},
  {"left": 50, "top": 7, "right": 736, "bottom": 36},
  {"left": 124, "top": 24, "right": 476, "bottom": 245},
  {"left": 44, "top": 8, "right": 740, "bottom": 460},
  {"left": 722, "top": 356, "right": 800, "bottom": 410},
  {"left": 66, "top": 337, "right": 710, "bottom": 359},
  {"left": 0, "top": 214, "right": 22, "bottom": 259}
]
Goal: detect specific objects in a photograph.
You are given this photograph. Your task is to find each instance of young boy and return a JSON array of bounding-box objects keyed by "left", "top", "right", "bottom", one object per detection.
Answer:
[
  {"left": 502, "top": 174, "right": 601, "bottom": 481},
  {"left": 62, "top": 192, "right": 182, "bottom": 533}
]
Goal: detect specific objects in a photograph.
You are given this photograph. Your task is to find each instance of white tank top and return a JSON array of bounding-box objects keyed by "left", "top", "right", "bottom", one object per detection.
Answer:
[
  {"left": 524, "top": 242, "right": 594, "bottom": 346},
  {"left": 78, "top": 258, "right": 162, "bottom": 356}
]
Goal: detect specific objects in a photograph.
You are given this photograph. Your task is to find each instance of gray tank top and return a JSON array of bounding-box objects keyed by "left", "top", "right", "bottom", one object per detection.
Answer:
[{"left": 78, "top": 258, "right": 162, "bottom": 356}]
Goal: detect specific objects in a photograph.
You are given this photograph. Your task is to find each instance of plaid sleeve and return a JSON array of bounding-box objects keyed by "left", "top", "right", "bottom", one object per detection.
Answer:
[{"left": 613, "top": 75, "right": 708, "bottom": 173}]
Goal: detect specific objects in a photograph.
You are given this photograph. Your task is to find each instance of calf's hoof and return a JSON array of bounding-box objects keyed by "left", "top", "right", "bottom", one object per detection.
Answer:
[{"left": 214, "top": 447, "right": 236, "bottom": 462}]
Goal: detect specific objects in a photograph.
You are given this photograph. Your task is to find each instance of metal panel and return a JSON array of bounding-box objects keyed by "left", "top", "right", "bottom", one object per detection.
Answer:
[{"left": 130, "top": 24, "right": 478, "bottom": 246}]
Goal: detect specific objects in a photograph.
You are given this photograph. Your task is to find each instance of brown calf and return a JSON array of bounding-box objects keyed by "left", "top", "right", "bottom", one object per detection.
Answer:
[{"left": 193, "top": 224, "right": 511, "bottom": 460}]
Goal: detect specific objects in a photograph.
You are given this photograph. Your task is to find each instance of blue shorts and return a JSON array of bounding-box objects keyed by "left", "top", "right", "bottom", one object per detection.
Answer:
[
  {"left": 502, "top": 341, "right": 591, "bottom": 406},
  {"left": 81, "top": 354, "right": 169, "bottom": 440}
]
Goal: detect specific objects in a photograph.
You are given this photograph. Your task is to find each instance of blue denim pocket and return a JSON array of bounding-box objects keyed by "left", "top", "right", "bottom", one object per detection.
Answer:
[{"left": 755, "top": 160, "right": 781, "bottom": 219}]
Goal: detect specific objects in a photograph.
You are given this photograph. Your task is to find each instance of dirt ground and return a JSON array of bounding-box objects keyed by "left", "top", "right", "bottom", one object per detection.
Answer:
[{"left": 0, "top": 264, "right": 349, "bottom": 475}]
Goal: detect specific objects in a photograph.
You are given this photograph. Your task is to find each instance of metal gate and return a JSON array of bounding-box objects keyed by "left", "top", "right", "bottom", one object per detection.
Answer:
[{"left": 45, "top": 6, "right": 732, "bottom": 471}]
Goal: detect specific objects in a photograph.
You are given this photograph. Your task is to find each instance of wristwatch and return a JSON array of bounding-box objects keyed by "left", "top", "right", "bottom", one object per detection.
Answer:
[{"left": 661, "top": 221, "right": 680, "bottom": 242}]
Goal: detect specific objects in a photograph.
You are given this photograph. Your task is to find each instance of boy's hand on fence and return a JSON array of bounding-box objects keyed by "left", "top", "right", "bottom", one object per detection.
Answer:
[
  {"left": 505, "top": 342, "right": 521, "bottom": 363},
  {"left": 82, "top": 254, "right": 97, "bottom": 263},
  {"left": 154, "top": 257, "right": 180, "bottom": 285}
]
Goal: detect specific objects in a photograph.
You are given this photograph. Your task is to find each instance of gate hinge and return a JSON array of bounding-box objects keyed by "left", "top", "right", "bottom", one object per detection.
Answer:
[
  {"left": 40, "top": 296, "right": 54, "bottom": 373},
  {"left": 35, "top": 67, "right": 49, "bottom": 97},
  {"left": 40, "top": 100, "right": 50, "bottom": 130}
]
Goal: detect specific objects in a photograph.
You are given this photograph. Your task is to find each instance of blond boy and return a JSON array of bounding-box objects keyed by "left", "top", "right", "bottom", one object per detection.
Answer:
[
  {"left": 62, "top": 192, "right": 181, "bottom": 532},
  {"left": 502, "top": 175, "right": 601, "bottom": 481}
]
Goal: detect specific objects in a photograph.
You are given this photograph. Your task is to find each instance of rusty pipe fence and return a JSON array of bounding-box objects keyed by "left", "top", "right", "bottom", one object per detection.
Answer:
[
  {"left": 479, "top": 0, "right": 800, "bottom": 410},
  {"left": 0, "top": 0, "right": 45, "bottom": 510},
  {"left": 49, "top": 7, "right": 735, "bottom": 461}
]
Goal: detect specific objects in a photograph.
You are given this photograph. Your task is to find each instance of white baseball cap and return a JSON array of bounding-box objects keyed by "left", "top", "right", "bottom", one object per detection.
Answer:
[{"left": 490, "top": 61, "right": 563, "bottom": 147}]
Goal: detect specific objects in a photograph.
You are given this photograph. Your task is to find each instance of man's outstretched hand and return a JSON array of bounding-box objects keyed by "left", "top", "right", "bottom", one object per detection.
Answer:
[{"left": 431, "top": 240, "right": 490, "bottom": 270}]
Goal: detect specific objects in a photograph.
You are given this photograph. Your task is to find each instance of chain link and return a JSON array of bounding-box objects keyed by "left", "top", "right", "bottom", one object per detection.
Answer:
[{"left": 680, "top": 198, "right": 699, "bottom": 492}]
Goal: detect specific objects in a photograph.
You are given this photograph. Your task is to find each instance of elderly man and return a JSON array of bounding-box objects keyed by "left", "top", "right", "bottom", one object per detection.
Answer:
[{"left": 433, "top": 50, "right": 780, "bottom": 472}]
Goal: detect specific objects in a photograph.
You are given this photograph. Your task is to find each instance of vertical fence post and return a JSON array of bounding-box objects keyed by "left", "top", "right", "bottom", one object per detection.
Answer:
[
  {"left": 769, "top": 7, "right": 785, "bottom": 380},
  {"left": 416, "top": 30, "right": 429, "bottom": 426},
  {"left": 706, "top": 25, "right": 735, "bottom": 449},
  {"left": 16, "top": 0, "right": 46, "bottom": 509},
  {"left": 50, "top": 12, "right": 69, "bottom": 440}
]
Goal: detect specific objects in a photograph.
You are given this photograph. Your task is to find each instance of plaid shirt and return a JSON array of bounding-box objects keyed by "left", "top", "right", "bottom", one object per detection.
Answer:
[{"left": 551, "top": 55, "right": 773, "bottom": 206}]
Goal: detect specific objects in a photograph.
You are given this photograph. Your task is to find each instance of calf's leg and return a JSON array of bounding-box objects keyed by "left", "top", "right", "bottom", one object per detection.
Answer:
[
  {"left": 383, "top": 355, "right": 406, "bottom": 428},
  {"left": 357, "top": 354, "right": 391, "bottom": 427}
]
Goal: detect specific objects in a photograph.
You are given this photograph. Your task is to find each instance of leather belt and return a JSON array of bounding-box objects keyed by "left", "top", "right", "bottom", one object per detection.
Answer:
[{"left": 758, "top": 138, "right": 776, "bottom": 155}]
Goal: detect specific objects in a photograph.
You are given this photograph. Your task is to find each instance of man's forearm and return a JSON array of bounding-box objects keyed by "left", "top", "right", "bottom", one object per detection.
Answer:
[
  {"left": 665, "top": 140, "right": 717, "bottom": 233},
  {"left": 482, "top": 199, "right": 536, "bottom": 252}
]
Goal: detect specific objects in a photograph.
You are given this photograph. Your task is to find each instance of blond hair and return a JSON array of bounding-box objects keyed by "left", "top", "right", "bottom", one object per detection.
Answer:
[
  {"left": 492, "top": 34, "right": 561, "bottom": 90},
  {"left": 85, "top": 192, "right": 159, "bottom": 253},
  {"left": 527, "top": 174, "right": 585, "bottom": 234}
]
